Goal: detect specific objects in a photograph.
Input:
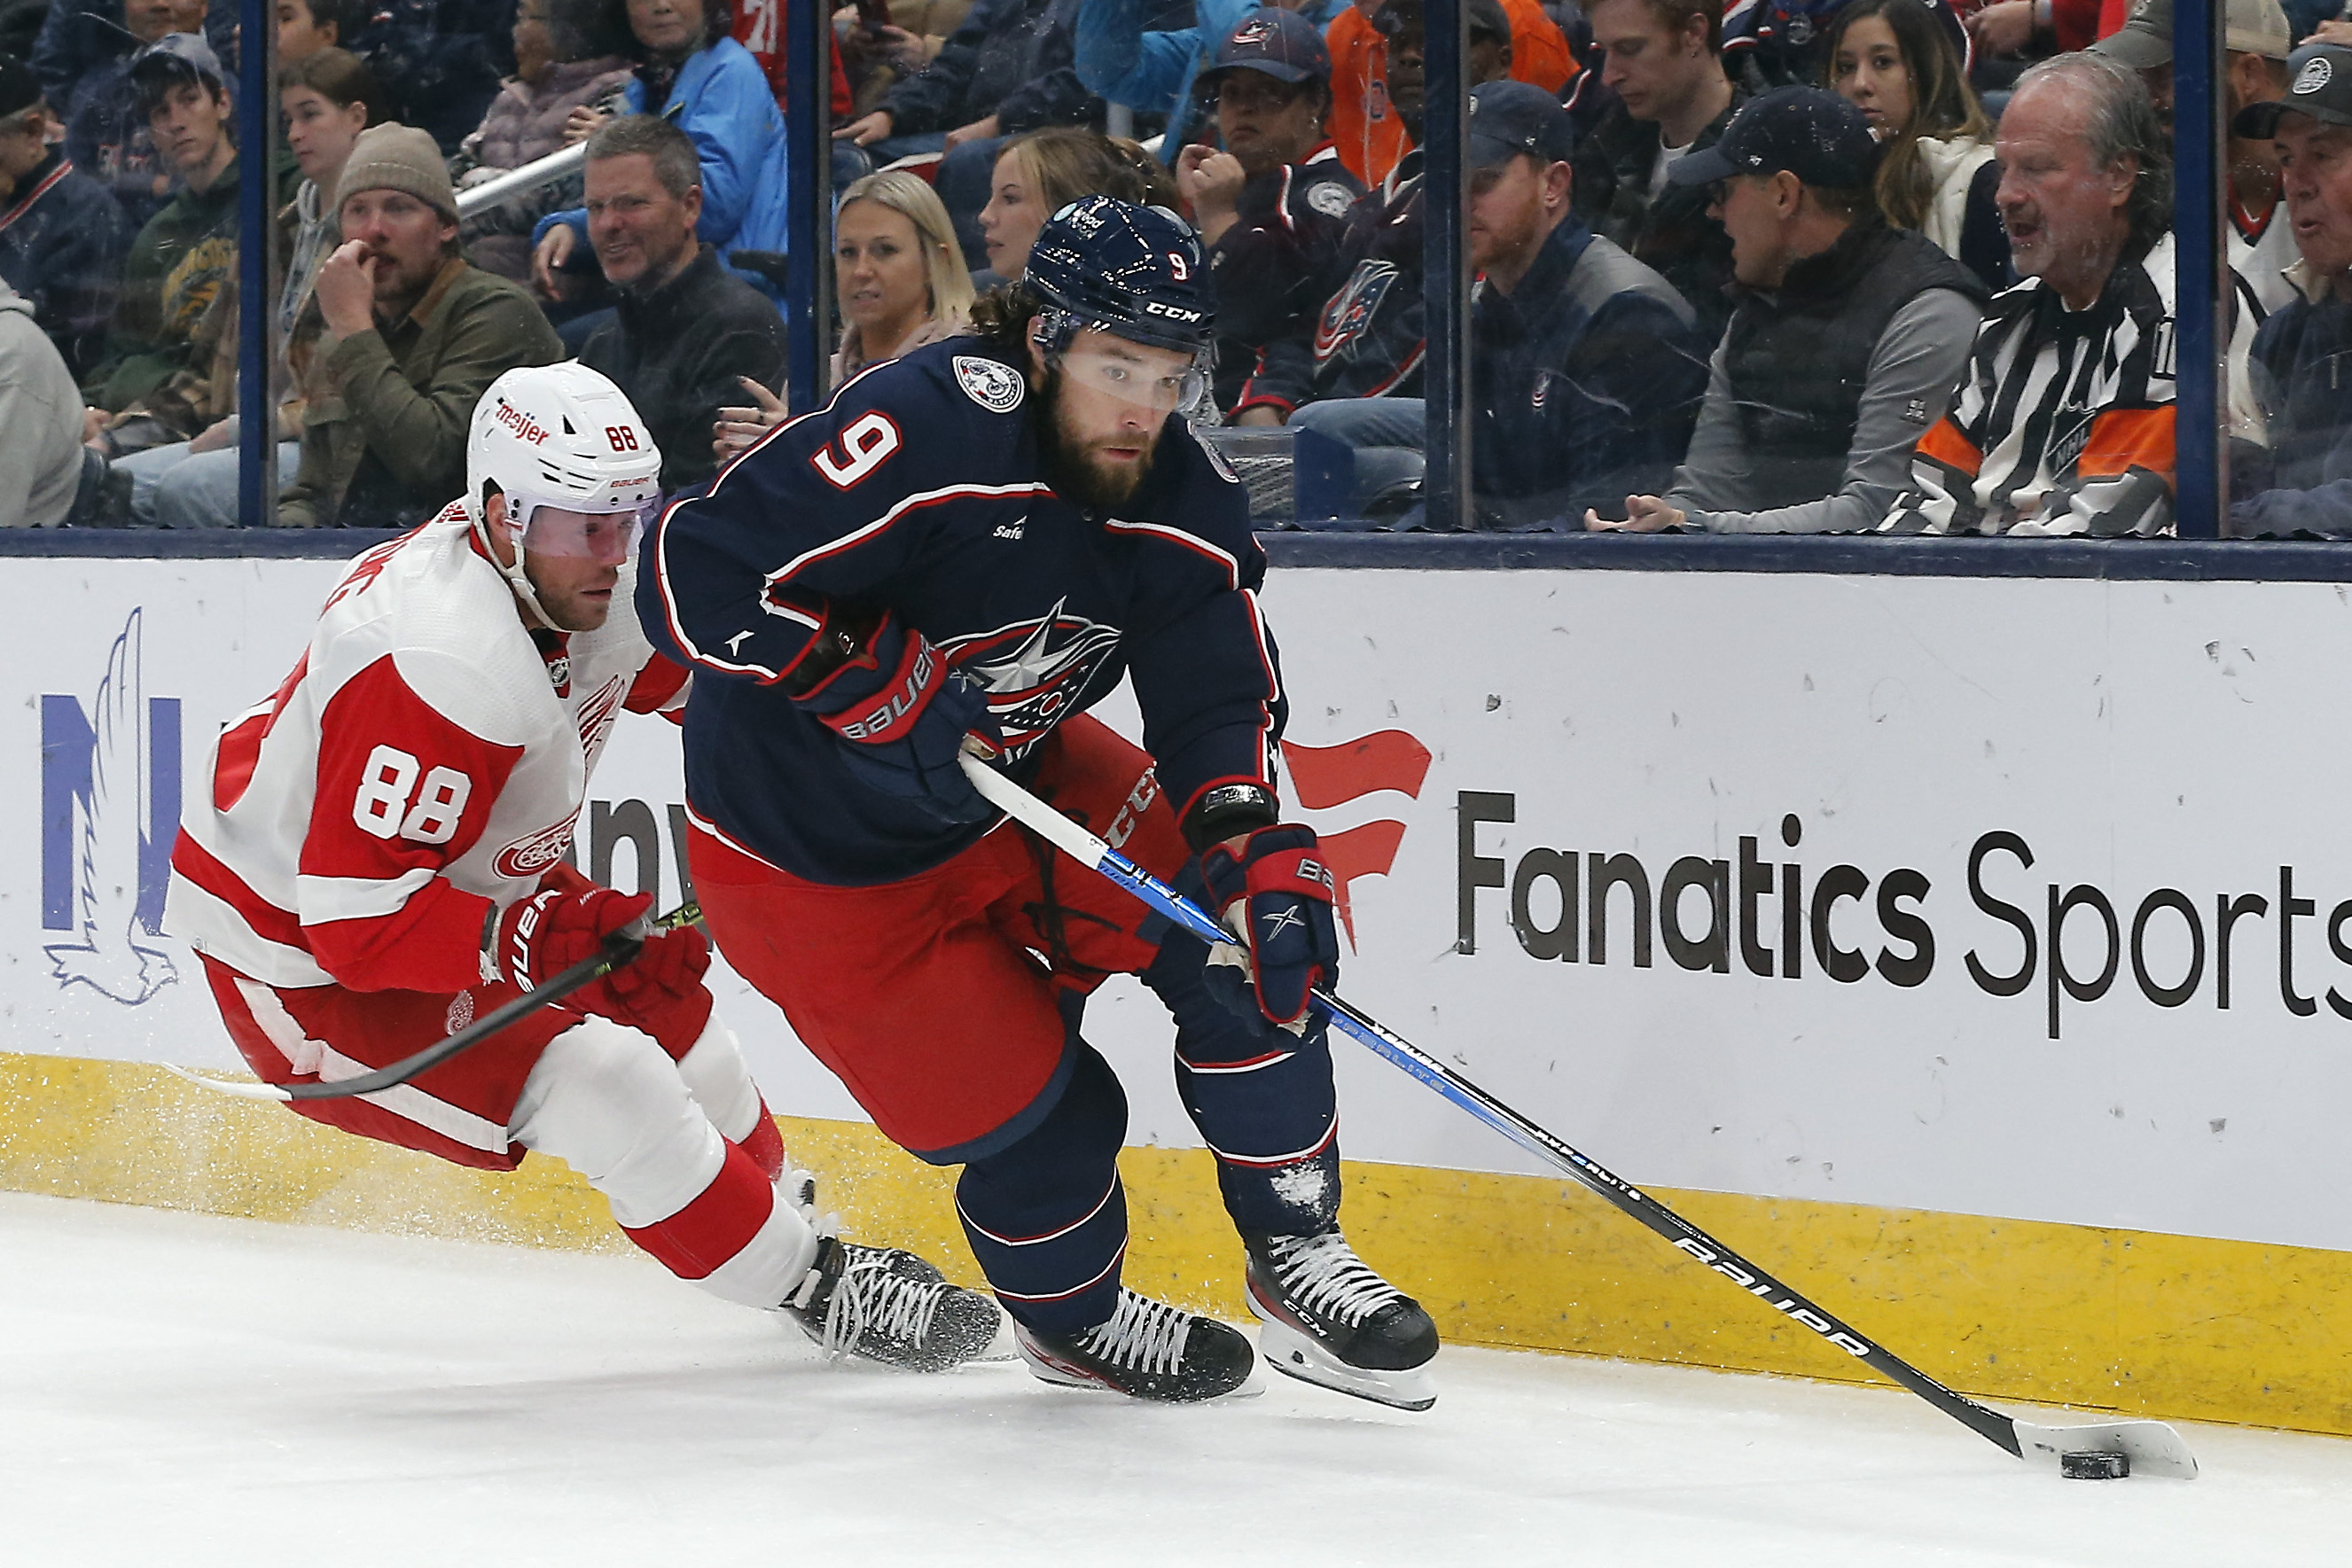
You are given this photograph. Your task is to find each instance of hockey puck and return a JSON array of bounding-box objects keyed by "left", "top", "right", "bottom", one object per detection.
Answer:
[{"left": 2059, "top": 1450, "right": 2130, "bottom": 1480}]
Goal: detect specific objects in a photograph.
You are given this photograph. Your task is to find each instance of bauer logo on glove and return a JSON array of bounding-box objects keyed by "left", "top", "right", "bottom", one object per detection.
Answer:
[{"left": 1201, "top": 826, "right": 1342, "bottom": 1033}]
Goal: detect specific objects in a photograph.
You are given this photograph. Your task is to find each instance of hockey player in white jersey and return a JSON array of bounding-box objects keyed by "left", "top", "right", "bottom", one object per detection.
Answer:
[{"left": 165, "top": 363, "right": 1000, "bottom": 1372}]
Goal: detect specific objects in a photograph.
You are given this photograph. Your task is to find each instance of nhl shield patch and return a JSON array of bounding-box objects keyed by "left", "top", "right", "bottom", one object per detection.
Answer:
[{"left": 955, "top": 355, "right": 1026, "bottom": 413}]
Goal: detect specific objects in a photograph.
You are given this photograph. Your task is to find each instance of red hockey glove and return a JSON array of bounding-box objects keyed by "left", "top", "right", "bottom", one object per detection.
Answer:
[
  {"left": 1200, "top": 825, "right": 1340, "bottom": 1033},
  {"left": 792, "top": 610, "right": 1004, "bottom": 824},
  {"left": 595, "top": 920, "right": 716, "bottom": 1053},
  {"left": 489, "top": 885, "right": 651, "bottom": 994}
]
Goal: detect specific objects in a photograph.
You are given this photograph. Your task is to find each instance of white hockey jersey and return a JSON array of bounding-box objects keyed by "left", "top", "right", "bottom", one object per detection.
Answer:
[{"left": 166, "top": 503, "right": 687, "bottom": 993}]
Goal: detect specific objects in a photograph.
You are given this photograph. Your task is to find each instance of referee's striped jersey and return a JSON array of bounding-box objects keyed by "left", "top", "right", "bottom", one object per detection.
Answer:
[{"left": 1882, "top": 234, "right": 2263, "bottom": 536}]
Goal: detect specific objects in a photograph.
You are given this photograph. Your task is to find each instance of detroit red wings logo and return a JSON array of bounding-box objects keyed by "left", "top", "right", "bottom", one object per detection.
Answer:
[
  {"left": 1278, "top": 729, "right": 1432, "bottom": 948},
  {"left": 493, "top": 812, "right": 580, "bottom": 879},
  {"left": 941, "top": 597, "right": 1121, "bottom": 753}
]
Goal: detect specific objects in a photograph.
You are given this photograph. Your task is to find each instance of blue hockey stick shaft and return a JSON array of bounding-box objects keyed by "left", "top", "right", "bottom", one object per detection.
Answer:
[{"left": 955, "top": 753, "right": 2201, "bottom": 1478}]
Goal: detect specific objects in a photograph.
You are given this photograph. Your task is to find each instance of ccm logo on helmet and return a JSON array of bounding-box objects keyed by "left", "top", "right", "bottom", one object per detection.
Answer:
[
  {"left": 493, "top": 399, "right": 553, "bottom": 445},
  {"left": 1144, "top": 301, "right": 1204, "bottom": 323}
]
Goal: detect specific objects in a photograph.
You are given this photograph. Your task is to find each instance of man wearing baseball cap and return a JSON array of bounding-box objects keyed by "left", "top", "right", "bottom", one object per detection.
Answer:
[
  {"left": 2092, "top": 0, "right": 2298, "bottom": 310},
  {"left": 1292, "top": 78, "right": 1707, "bottom": 527},
  {"left": 1176, "top": 8, "right": 1365, "bottom": 422},
  {"left": 278, "top": 121, "right": 562, "bottom": 527},
  {"left": 2230, "top": 44, "right": 2352, "bottom": 534},
  {"left": 1589, "top": 87, "right": 1986, "bottom": 534},
  {"left": 0, "top": 51, "right": 128, "bottom": 383}
]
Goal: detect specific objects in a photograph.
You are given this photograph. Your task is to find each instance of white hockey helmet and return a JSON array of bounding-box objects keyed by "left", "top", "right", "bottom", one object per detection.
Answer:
[{"left": 466, "top": 361, "right": 663, "bottom": 628}]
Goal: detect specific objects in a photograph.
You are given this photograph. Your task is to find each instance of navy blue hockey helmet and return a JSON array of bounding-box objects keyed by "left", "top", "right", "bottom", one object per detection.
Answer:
[{"left": 1023, "top": 195, "right": 1215, "bottom": 355}]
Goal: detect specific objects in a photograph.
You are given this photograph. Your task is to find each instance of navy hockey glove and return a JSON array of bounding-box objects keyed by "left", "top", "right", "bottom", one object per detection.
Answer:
[
  {"left": 1200, "top": 825, "right": 1340, "bottom": 1033},
  {"left": 793, "top": 612, "right": 1003, "bottom": 823}
]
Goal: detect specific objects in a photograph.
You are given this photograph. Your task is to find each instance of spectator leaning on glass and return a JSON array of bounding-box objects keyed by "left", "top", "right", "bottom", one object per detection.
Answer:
[
  {"left": 280, "top": 123, "right": 564, "bottom": 527},
  {"left": 1306, "top": 0, "right": 1516, "bottom": 402},
  {"left": 1571, "top": 0, "right": 1745, "bottom": 343},
  {"left": 533, "top": 0, "right": 792, "bottom": 305},
  {"left": 1176, "top": 9, "right": 1364, "bottom": 425},
  {"left": 0, "top": 273, "right": 89, "bottom": 527},
  {"left": 0, "top": 51, "right": 129, "bottom": 384},
  {"left": 1073, "top": 0, "right": 1344, "bottom": 171},
  {"left": 1289, "top": 80, "right": 1708, "bottom": 527},
  {"left": 975, "top": 126, "right": 1176, "bottom": 283},
  {"left": 1823, "top": 0, "right": 2005, "bottom": 291},
  {"left": 574, "top": 114, "right": 785, "bottom": 494},
  {"left": 1589, "top": 87, "right": 1986, "bottom": 534},
  {"left": 1324, "top": 0, "right": 1571, "bottom": 187},
  {"left": 2090, "top": 0, "right": 2297, "bottom": 314},
  {"left": 1884, "top": 52, "right": 2264, "bottom": 536},
  {"left": 2230, "top": 43, "right": 2352, "bottom": 535},
  {"left": 711, "top": 169, "right": 976, "bottom": 462}
]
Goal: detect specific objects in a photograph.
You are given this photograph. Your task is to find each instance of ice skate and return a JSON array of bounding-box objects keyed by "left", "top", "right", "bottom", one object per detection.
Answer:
[
  {"left": 1242, "top": 1229, "right": 1439, "bottom": 1410},
  {"left": 1015, "top": 1289, "right": 1259, "bottom": 1402},
  {"left": 783, "top": 1236, "right": 1001, "bottom": 1372}
]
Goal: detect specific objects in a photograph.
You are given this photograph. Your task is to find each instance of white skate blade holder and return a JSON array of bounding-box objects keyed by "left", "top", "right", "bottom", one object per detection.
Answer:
[
  {"left": 2013, "top": 1416, "right": 2199, "bottom": 1479},
  {"left": 1012, "top": 1333, "right": 1266, "bottom": 1400},
  {"left": 1251, "top": 1314, "right": 1438, "bottom": 1413}
]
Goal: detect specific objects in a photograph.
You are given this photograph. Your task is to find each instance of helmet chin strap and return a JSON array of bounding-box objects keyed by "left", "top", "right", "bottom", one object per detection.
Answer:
[{"left": 471, "top": 495, "right": 563, "bottom": 632}]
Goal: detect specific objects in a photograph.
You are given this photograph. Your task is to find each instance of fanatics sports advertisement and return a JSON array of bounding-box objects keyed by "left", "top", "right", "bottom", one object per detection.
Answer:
[{"left": 11, "top": 554, "right": 2351, "bottom": 1252}]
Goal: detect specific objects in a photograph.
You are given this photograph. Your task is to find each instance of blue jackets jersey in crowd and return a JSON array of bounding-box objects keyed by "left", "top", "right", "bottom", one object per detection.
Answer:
[
  {"left": 535, "top": 37, "right": 791, "bottom": 300},
  {"left": 638, "top": 338, "right": 1287, "bottom": 886},
  {"left": 2233, "top": 289, "right": 2352, "bottom": 537},
  {"left": 1074, "top": 0, "right": 1346, "bottom": 160}
]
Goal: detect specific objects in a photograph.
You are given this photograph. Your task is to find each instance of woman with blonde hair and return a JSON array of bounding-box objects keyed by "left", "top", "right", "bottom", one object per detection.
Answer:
[
  {"left": 1823, "top": 0, "right": 2006, "bottom": 290},
  {"left": 713, "top": 170, "right": 978, "bottom": 460},
  {"left": 976, "top": 128, "right": 1179, "bottom": 283}
]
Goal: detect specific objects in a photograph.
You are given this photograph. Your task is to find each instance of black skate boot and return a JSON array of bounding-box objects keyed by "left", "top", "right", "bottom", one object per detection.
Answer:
[
  {"left": 1015, "top": 1289, "right": 1259, "bottom": 1402},
  {"left": 1242, "top": 1229, "right": 1439, "bottom": 1410},
  {"left": 785, "top": 1172, "right": 949, "bottom": 1287},
  {"left": 782, "top": 1236, "right": 1001, "bottom": 1372}
]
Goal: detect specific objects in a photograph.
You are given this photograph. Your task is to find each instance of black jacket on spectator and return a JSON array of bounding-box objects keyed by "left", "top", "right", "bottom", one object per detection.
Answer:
[
  {"left": 30, "top": 0, "right": 238, "bottom": 102},
  {"left": 885, "top": 0, "right": 1097, "bottom": 135},
  {"left": 1569, "top": 84, "right": 1746, "bottom": 348},
  {"left": 1470, "top": 215, "right": 1709, "bottom": 528},
  {"left": 1718, "top": 220, "right": 1985, "bottom": 511},
  {"left": 1309, "top": 149, "right": 1426, "bottom": 400},
  {"left": 580, "top": 243, "right": 787, "bottom": 495},
  {"left": 2232, "top": 288, "right": 2352, "bottom": 537},
  {"left": 0, "top": 142, "right": 129, "bottom": 382},
  {"left": 1209, "top": 143, "right": 1364, "bottom": 418}
]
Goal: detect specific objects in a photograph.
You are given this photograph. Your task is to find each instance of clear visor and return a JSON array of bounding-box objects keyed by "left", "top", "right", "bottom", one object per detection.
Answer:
[
  {"left": 512, "top": 496, "right": 657, "bottom": 561},
  {"left": 1053, "top": 344, "right": 1211, "bottom": 414}
]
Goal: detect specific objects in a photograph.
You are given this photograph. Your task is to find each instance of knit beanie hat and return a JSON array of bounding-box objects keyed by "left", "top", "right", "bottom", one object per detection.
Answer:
[{"left": 335, "top": 123, "right": 457, "bottom": 220}]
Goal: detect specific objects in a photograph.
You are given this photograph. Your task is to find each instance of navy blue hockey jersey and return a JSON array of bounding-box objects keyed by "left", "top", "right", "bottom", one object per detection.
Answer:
[{"left": 637, "top": 337, "right": 1288, "bottom": 886}]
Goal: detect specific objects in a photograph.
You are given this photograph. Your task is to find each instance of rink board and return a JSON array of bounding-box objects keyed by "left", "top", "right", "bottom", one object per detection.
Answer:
[{"left": 4, "top": 551, "right": 2351, "bottom": 1433}]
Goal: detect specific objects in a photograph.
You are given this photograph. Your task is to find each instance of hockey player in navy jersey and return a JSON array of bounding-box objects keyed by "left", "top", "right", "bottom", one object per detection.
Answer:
[{"left": 640, "top": 196, "right": 1440, "bottom": 1408}]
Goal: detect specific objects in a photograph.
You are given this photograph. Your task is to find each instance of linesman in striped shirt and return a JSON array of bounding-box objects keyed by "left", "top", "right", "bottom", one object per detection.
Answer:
[{"left": 1885, "top": 51, "right": 2264, "bottom": 536}]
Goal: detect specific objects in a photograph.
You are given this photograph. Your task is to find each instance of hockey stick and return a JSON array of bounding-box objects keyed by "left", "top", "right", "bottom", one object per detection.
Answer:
[
  {"left": 167, "top": 902, "right": 703, "bottom": 1106},
  {"left": 958, "top": 755, "right": 2199, "bottom": 1479}
]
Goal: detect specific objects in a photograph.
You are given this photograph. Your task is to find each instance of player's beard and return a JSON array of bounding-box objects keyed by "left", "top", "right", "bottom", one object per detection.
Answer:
[{"left": 1035, "top": 364, "right": 1160, "bottom": 515}]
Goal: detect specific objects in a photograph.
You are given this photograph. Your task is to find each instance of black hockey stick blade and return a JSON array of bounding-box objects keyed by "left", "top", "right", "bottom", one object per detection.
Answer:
[{"left": 168, "top": 901, "right": 703, "bottom": 1104}]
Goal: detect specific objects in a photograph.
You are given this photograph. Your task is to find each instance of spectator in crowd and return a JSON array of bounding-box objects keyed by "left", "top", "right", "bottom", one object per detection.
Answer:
[
  {"left": 31, "top": 0, "right": 235, "bottom": 106},
  {"left": 1588, "top": 87, "right": 1985, "bottom": 533},
  {"left": 341, "top": 0, "right": 515, "bottom": 156},
  {"left": 1965, "top": 0, "right": 2104, "bottom": 66},
  {"left": 1307, "top": 0, "right": 1516, "bottom": 401},
  {"left": 1291, "top": 80, "right": 1707, "bottom": 527},
  {"left": 711, "top": 168, "right": 974, "bottom": 460},
  {"left": 457, "top": 0, "right": 635, "bottom": 285},
  {"left": 570, "top": 114, "right": 785, "bottom": 493},
  {"left": 1073, "top": 0, "right": 1343, "bottom": 171},
  {"left": 61, "top": 0, "right": 218, "bottom": 230},
  {"left": 2230, "top": 43, "right": 2352, "bottom": 534},
  {"left": 1723, "top": 0, "right": 1966, "bottom": 95},
  {"left": 109, "top": 47, "right": 382, "bottom": 527},
  {"left": 1824, "top": 0, "right": 2004, "bottom": 289},
  {"left": 1884, "top": 52, "right": 2263, "bottom": 535},
  {"left": 1325, "top": 0, "right": 1571, "bottom": 186},
  {"left": 975, "top": 125, "right": 1175, "bottom": 282},
  {"left": 0, "top": 51, "right": 129, "bottom": 382},
  {"left": 280, "top": 122, "right": 563, "bottom": 526},
  {"left": 2091, "top": 0, "right": 2298, "bottom": 312},
  {"left": 534, "top": 0, "right": 791, "bottom": 305},
  {"left": 1176, "top": 9, "right": 1364, "bottom": 423},
  {"left": 82, "top": 35, "right": 294, "bottom": 454},
  {"left": 277, "top": 0, "right": 354, "bottom": 62},
  {"left": 1, "top": 274, "right": 90, "bottom": 527},
  {"left": 835, "top": 0, "right": 1101, "bottom": 266},
  {"left": 1572, "top": 0, "right": 1746, "bottom": 343}
]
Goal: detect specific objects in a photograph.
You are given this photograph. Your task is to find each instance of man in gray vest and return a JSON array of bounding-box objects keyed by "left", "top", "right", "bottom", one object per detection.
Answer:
[{"left": 1589, "top": 86, "right": 1985, "bottom": 534}]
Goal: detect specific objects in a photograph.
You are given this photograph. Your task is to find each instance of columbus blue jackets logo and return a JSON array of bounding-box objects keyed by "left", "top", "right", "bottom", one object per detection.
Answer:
[
  {"left": 1230, "top": 16, "right": 1278, "bottom": 45},
  {"left": 42, "top": 608, "right": 182, "bottom": 1004},
  {"left": 1316, "top": 260, "right": 1397, "bottom": 365},
  {"left": 942, "top": 597, "right": 1121, "bottom": 752},
  {"left": 954, "top": 355, "right": 1026, "bottom": 413}
]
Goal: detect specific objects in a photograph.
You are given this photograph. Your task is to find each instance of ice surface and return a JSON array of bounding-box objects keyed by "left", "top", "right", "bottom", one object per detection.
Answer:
[{"left": 3, "top": 1190, "right": 2343, "bottom": 1566}]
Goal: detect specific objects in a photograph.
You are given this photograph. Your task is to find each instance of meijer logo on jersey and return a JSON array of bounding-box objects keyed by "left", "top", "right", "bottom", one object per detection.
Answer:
[{"left": 42, "top": 608, "right": 182, "bottom": 1004}]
